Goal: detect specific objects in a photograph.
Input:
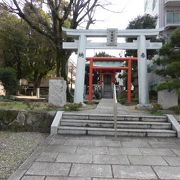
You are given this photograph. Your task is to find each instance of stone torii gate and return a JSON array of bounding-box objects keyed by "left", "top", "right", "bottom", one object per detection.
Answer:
[{"left": 63, "top": 28, "right": 162, "bottom": 105}]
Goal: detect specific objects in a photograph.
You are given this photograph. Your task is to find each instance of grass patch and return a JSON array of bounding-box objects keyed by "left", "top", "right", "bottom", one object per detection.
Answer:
[{"left": 0, "top": 99, "right": 55, "bottom": 111}]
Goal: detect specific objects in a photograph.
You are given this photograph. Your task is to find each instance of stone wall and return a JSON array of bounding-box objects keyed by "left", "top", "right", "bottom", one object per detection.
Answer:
[{"left": 0, "top": 110, "right": 56, "bottom": 133}]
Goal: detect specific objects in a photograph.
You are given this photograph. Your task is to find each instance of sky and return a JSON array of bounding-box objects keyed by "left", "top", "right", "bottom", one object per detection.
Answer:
[
  {"left": 70, "top": 0, "right": 145, "bottom": 61},
  {"left": 91, "top": 0, "right": 145, "bottom": 29}
]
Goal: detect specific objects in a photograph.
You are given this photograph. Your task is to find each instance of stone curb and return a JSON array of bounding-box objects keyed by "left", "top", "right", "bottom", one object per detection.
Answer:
[
  {"left": 51, "top": 111, "right": 63, "bottom": 135},
  {"left": 167, "top": 114, "right": 180, "bottom": 138}
]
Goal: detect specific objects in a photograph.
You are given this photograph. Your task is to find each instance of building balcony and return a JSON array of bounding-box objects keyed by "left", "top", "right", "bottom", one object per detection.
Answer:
[
  {"left": 165, "top": 0, "right": 180, "bottom": 7},
  {"left": 165, "top": 22, "right": 180, "bottom": 29}
]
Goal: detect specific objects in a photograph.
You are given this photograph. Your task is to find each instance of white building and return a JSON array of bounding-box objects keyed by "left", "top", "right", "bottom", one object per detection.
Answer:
[
  {"left": 145, "top": 0, "right": 179, "bottom": 108},
  {"left": 145, "top": 0, "right": 180, "bottom": 33}
]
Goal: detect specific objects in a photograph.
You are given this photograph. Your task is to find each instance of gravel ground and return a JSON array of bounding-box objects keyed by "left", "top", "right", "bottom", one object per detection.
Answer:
[{"left": 0, "top": 131, "right": 47, "bottom": 180}]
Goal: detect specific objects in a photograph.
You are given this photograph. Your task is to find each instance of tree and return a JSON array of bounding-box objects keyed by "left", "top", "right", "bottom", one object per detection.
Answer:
[
  {"left": 95, "top": 51, "right": 113, "bottom": 57},
  {"left": 155, "top": 28, "right": 180, "bottom": 100},
  {"left": 0, "top": 10, "right": 27, "bottom": 79},
  {"left": 0, "top": 10, "right": 55, "bottom": 92},
  {"left": 0, "top": 0, "right": 105, "bottom": 80},
  {"left": 125, "top": 14, "right": 157, "bottom": 98}
]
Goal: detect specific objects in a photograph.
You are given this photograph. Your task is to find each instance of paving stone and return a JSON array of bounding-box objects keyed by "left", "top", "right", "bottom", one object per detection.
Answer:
[
  {"left": 44, "top": 145, "right": 77, "bottom": 153},
  {"left": 121, "top": 141, "right": 150, "bottom": 148},
  {"left": 171, "top": 149, "right": 180, "bottom": 156},
  {"left": 76, "top": 146, "right": 109, "bottom": 155},
  {"left": 49, "top": 138, "right": 66, "bottom": 145},
  {"left": 35, "top": 152, "right": 58, "bottom": 162},
  {"left": 26, "top": 162, "right": 71, "bottom": 176},
  {"left": 56, "top": 153, "right": 92, "bottom": 163},
  {"left": 139, "top": 148, "right": 176, "bottom": 156},
  {"left": 153, "top": 166, "right": 180, "bottom": 179},
  {"left": 112, "top": 165, "right": 157, "bottom": 179},
  {"left": 149, "top": 141, "right": 180, "bottom": 148},
  {"left": 93, "top": 154, "right": 129, "bottom": 165},
  {"left": 163, "top": 156, "right": 180, "bottom": 166},
  {"left": 109, "top": 147, "right": 142, "bottom": 155},
  {"left": 128, "top": 155, "right": 168, "bottom": 166},
  {"left": 70, "top": 164, "right": 112, "bottom": 178},
  {"left": 21, "top": 176, "right": 45, "bottom": 180},
  {"left": 92, "top": 178, "right": 133, "bottom": 180},
  {"left": 93, "top": 140, "right": 121, "bottom": 147},
  {"left": 64, "top": 139, "right": 93, "bottom": 146},
  {"left": 46, "top": 177, "right": 91, "bottom": 180}
]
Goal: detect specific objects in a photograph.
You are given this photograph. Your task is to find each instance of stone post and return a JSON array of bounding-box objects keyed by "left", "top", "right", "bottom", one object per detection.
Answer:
[
  {"left": 74, "top": 35, "right": 87, "bottom": 103},
  {"left": 137, "top": 35, "right": 149, "bottom": 105}
]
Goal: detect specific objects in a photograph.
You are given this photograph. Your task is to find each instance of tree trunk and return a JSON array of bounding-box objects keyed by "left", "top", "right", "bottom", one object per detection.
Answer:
[
  {"left": 33, "top": 75, "right": 43, "bottom": 95},
  {"left": 55, "top": 48, "right": 61, "bottom": 77}
]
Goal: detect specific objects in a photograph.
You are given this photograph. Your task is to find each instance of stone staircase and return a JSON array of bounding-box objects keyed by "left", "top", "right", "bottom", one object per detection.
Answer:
[{"left": 57, "top": 113, "right": 177, "bottom": 137}]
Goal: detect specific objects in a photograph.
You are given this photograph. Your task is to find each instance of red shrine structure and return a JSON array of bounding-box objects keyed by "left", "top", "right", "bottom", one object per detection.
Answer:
[{"left": 86, "top": 57, "right": 137, "bottom": 103}]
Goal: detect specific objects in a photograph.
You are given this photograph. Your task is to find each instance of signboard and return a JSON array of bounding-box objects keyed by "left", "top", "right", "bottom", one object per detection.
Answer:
[{"left": 107, "top": 28, "right": 118, "bottom": 46}]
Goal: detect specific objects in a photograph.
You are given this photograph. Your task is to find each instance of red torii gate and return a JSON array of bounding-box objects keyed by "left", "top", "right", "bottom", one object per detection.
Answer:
[{"left": 86, "top": 57, "right": 137, "bottom": 103}]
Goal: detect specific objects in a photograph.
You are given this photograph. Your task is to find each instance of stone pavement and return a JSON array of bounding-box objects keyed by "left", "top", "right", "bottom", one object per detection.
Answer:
[
  {"left": 82, "top": 98, "right": 150, "bottom": 115},
  {"left": 9, "top": 134, "right": 180, "bottom": 180}
]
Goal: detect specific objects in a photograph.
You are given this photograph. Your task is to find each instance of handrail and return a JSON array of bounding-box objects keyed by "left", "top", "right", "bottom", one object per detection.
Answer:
[{"left": 113, "top": 84, "right": 118, "bottom": 138}]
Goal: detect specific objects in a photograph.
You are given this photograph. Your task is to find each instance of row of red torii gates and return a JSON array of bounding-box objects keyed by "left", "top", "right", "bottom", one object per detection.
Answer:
[{"left": 86, "top": 57, "right": 137, "bottom": 103}]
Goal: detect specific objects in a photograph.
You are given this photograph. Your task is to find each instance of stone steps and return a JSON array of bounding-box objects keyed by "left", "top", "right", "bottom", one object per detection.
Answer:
[
  {"left": 58, "top": 126, "right": 176, "bottom": 137},
  {"left": 61, "top": 119, "right": 172, "bottom": 129},
  {"left": 56, "top": 113, "right": 177, "bottom": 137},
  {"left": 62, "top": 113, "right": 167, "bottom": 122}
]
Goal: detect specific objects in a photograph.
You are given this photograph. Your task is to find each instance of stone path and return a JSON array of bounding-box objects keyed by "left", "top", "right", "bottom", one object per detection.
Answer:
[
  {"left": 82, "top": 98, "right": 150, "bottom": 115},
  {"left": 9, "top": 134, "right": 180, "bottom": 180}
]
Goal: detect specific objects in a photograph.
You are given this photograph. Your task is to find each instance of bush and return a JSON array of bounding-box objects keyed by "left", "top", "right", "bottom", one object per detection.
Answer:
[
  {"left": 152, "top": 103, "right": 162, "bottom": 111},
  {"left": 64, "top": 103, "right": 82, "bottom": 111},
  {"left": 149, "top": 103, "right": 162, "bottom": 115},
  {"left": 169, "top": 105, "right": 180, "bottom": 114},
  {"left": 117, "top": 90, "right": 127, "bottom": 104},
  {"left": 0, "top": 67, "right": 17, "bottom": 95}
]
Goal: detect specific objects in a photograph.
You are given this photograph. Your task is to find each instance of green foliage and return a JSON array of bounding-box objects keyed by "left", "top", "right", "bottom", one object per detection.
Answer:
[
  {"left": 64, "top": 103, "right": 82, "bottom": 111},
  {"left": 0, "top": 10, "right": 55, "bottom": 91},
  {"left": 0, "top": 67, "right": 17, "bottom": 95},
  {"left": 117, "top": 91, "right": 127, "bottom": 104},
  {"left": 169, "top": 105, "right": 180, "bottom": 114},
  {"left": 127, "top": 14, "right": 157, "bottom": 29},
  {"left": 155, "top": 28, "right": 180, "bottom": 94},
  {"left": 149, "top": 103, "right": 163, "bottom": 115},
  {"left": 95, "top": 52, "right": 113, "bottom": 57}
]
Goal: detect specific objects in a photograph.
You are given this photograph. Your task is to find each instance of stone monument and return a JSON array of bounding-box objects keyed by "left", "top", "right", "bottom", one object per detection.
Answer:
[
  {"left": 158, "top": 90, "right": 178, "bottom": 109},
  {"left": 48, "top": 79, "right": 66, "bottom": 107}
]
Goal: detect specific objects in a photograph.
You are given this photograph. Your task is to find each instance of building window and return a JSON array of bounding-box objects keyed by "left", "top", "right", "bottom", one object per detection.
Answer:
[{"left": 167, "top": 10, "right": 180, "bottom": 24}]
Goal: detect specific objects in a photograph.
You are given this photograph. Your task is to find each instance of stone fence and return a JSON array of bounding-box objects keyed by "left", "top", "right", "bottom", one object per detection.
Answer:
[{"left": 0, "top": 110, "right": 56, "bottom": 133}]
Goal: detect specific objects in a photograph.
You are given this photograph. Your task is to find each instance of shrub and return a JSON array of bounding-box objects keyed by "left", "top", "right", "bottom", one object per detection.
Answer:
[
  {"left": 169, "top": 105, "right": 180, "bottom": 114},
  {"left": 150, "top": 103, "right": 162, "bottom": 115},
  {"left": 64, "top": 103, "right": 82, "bottom": 111},
  {"left": 0, "top": 67, "right": 18, "bottom": 95},
  {"left": 117, "top": 90, "right": 127, "bottom": 104}
]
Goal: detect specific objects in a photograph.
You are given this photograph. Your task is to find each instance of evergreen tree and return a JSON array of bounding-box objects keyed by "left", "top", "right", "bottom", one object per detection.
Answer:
[{"left": 155, "top": 28, "right": 180, "bottom": 99}]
